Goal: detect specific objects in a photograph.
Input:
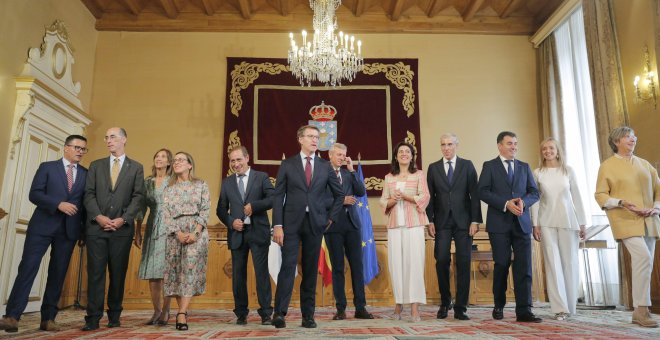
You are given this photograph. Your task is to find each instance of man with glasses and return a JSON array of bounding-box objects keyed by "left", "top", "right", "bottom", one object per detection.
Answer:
[
  {"left": 82, "top": 127, "right": 144, "bottom": 331},
  {"left": 0, "top": 135, "right": 88, "bottom": 333},
  {"left": 270, "top": 125, "right": 344, "bottom": 328}
]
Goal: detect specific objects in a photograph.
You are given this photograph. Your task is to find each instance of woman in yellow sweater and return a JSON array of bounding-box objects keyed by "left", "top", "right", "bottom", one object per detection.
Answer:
[{"left": 595, "top": 126, "right": 660, "bottom": 328}]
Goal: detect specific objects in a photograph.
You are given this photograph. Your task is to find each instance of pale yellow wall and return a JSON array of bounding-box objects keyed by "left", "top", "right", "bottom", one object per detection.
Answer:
[
  {"left": 89, "top": 32, "right": 539, "bottom": 225},
  {"left": 613, "top": 0, "right": 660, "bottom": 168},
  {"left": 0, "top": 0, "right": 97, "bottom": 188}
]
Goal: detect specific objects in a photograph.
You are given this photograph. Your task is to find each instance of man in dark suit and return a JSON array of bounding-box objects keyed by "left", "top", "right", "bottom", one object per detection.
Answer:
[
  {"left": 217, "top": 146, "right": 274, "bottom": 326},
  {"left": 325, "top": 143, "right": 374, "bottom": 321},
  {"left": 270, "top": 125, "right": 344, "bottom": 329},
  {"left": 0, "top": 135, "right": 88, "bottom": 333},
  {"left": 426, "top": 133, "right": 482, "bottom": 321},
  {"left": 477, "top": 131, "right": 541, "bottom": 323},
  {"left": 82, "top": 127, "right": 144, "bottom": 331}
]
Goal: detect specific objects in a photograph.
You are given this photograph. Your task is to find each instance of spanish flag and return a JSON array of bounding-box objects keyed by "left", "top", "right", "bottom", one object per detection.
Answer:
[{"left": 318, "top": 236, "right": 333, "bottom": 286}]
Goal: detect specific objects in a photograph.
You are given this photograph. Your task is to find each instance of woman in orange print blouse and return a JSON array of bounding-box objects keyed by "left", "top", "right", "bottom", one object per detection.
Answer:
[{"left": 379, "top": 141, "right": 430, "bottom": 322}]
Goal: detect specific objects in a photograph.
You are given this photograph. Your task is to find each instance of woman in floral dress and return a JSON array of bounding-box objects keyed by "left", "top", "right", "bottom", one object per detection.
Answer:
[
  {"left": 135, "top": 148, "right": 173, "bottom": 325},
  {"left": 162, "top": 151, "right": 210, "bottom": 331}
]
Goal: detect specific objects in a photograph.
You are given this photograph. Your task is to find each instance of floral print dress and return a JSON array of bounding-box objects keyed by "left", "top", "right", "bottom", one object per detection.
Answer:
[{"left": 162, "top": 180, "right": 210, "bottom": 297}]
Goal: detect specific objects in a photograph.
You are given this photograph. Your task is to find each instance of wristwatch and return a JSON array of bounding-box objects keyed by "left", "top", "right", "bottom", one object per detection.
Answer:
[
  {"left": 194, "top": 230, "right": 201, "bottom": 237},
  {"left": 618, "top": 200, "right": 624, "bottom": 207}
]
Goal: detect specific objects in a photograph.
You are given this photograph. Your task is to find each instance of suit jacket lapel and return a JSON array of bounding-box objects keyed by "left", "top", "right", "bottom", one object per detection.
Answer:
[
  {"left": 71, "top": 167, "right": 85, "bottom": 193},
  {"left": 56, "top": 159, "right": 69, "bottom": 193},
  {"left": 451, "top": 158, "right": 464, "bottom": 188},
  {"left": 494, "top": 157, "right": 511, "bottom": 188},
  {"left": 438, "top": 161, "right": 450, "bottom": 187},
  {"left": 311, "top": 156, "right": 324, "bottom": 188}
]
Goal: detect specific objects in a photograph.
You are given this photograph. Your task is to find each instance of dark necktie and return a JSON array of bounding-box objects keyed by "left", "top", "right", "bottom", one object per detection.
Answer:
[
  {"left": 237, "top": 174, "right": 246, "bottom": 200},
  {"left": 446, "top": 160, "right": 453, "bottom": 184},
  {"left": 335, "top": 169, "right": 342, "bottom": 184},
  {"left": 505, "top": 160, "right": 514, "bottom": 185},
  {"left": 305, "top": 156, "right": 312, "bottom": 187},
  {"left": 67, "top": 164, "right": 74, "bottom": 192}
]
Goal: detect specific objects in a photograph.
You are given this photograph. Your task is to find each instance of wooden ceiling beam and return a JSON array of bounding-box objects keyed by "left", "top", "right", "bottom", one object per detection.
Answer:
[
  {"left": 500, "top": 0, "right": 525, "bottom": 19},
  {"left": 462, "top": 0, "right": 485, "bottom": 22},
  {"left": 353, "top": 0, "right": 367, "bottom": 17},
  {"left": 159, "top": 0, "right": 179, "bottom": 19},
  {"left": 81, "top": 0, "right": 103, "bottom": 19},
  {"left": 120, "top": 0, "right": 142, "bottom": 15},
  {"left": 390, "top": 0, "right": 405, "bottom": 21},
  {"left": 200, "top": 0, "right": 215, "bottom": 15},
  {"left": 426, "top": 0, "right": 449, "bottom": 18},
  {"left": 276, "top": 0, "right": 291, "bottom": 16},
  {"left": 238, "top": 0, "right": 252, "bottom": 19}
]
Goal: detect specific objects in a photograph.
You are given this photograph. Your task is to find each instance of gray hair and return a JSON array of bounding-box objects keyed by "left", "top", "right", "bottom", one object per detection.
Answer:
[
  {"left": 608, "top": 126, "right": 635, "bottom": 153},
  {"left": 331, "top": 142, "right": 347, "bottom": 151},
  {"left": 440, "top": 133, "right": 459, "bottom": 144}
]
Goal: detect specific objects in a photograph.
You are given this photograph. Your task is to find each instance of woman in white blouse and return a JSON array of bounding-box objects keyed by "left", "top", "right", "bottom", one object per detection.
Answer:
[
  {"left": 379, "top": 142, "right": 430, "bottom": 322},
  {"left": 531, "top": 138, "right": 586, "bottom": 321}
]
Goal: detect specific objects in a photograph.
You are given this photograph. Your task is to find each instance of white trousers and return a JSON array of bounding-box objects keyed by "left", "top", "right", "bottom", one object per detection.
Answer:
[
  {"left": 622, "top": 236, "right": 657, "bottom": 307},
  {"left": 387, "top": 226, "right": 426, "bottom": 304},
  {"left": 541, "top": 227, "right": 579, "bottom": 314}
]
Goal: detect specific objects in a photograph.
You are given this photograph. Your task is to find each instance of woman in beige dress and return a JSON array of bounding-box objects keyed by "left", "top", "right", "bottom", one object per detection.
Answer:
[
  {"left": 162, "top": 152, "right": 210, "bottom": 331},
  {"left": 379, "top": 141, "right": 430, "bottom": 322}
]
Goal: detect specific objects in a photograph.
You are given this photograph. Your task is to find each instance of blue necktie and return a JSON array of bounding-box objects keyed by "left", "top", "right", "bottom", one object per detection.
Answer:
[
  {"left": 447, "top": 160, "right": 454, "bottom": 184},
  {"left": 505, "top": 160, "right": 514, "bottom": 185},
  {"left": 238, "top": 174, "right": 246, "bottom": 200}
]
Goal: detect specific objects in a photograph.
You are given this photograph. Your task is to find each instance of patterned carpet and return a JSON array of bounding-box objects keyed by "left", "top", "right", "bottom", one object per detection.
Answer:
[{"left": 2, "top": 304, "right": 659, "bottom": 339}]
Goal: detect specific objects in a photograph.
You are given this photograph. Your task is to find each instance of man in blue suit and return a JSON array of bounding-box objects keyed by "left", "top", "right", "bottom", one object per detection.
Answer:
[
  {"left": 270, "top": 125, "right": 344, "bottom": 329},
  {"left": 325, "top": 143, "right": 374, "bottom": 321},
  {"left": 477, "top": 131, "right": 541, "bottom": 323},
  {"left": 0, "top": 135, "right": 88, "bottom": 333}
]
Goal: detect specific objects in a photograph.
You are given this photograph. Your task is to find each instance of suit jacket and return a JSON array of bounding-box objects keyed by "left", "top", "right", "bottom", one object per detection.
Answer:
[
  {"left": 217, "top": 169, "right": 274, "bottom": 249},
  {"left": 272, "top": 154, "right": 344, "bottom": 234},
  {"left": 28, "top": 159, "right": 87, "bottom": 241},
  {"left": 325, "top": 168, "right": 366, "bottom": 233},
  {"left": 84, "top": 156, "right": 145, "bottom": 237},
  {"left": 426, "top": 157, "right": 482, "bottom": 229},
  {"left": 477, "top": 157, "right": 539, "bottom": 234}
]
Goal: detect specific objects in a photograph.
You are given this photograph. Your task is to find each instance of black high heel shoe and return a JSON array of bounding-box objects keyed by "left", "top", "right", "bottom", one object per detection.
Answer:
[
  {"left": 145, "top": 311, "right": 162, "bottom": 325},
  {"left": 175, "top": 312, "right": 188, "bottom": 331},
  {"left": 157, "top": 310, "right": 170, "bottom": 326}
]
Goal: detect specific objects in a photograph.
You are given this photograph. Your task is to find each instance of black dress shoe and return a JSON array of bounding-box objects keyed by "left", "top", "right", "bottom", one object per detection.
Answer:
[
  {"left": 354, "top": 309, "right": 375, "bottom": 319},
  {"left": 261, "top": 315, "right": 272, "bottom": 325},
  {"left": 454, "top": 311, "right": 470, "bottom": 320},
  {"left": 236, "top": 315, "right": 247, "bottom": 325},
  {"left": 492, "top": 308, "right": 504, "bottom": 320},
  {"left": 301, "top": 317, "right": 317, "bottom": 328},
  {"left": 516, "top": 313, "right": 542, "bottom": 323},
  {"left": 271, "top": 313, "right": 286, "bottom": 328},
  {"left": 107, "top": 321, "right": 121, "bottom": 328},
  {"left": 333, "top": 310, "right": 346, "bottom": 320},
  {"left": 437, "top": 304, "right": 452, "bottom": 319},
  {"left": 81, "top": 322, "right": 99, "bottom": 331}
]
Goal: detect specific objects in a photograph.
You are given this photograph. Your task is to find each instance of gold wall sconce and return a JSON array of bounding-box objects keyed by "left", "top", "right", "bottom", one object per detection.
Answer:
[{"left": 633, "top": 45, "right": 657, "bottom": 109}]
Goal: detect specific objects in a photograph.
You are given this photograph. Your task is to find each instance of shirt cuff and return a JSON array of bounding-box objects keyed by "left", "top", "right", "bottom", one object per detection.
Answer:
[
  {"left": 604, "top": 198, "right": 621, "bottom": 210},
  {"left": 503, "top": 201, "right": 508, "bottom": 212}
]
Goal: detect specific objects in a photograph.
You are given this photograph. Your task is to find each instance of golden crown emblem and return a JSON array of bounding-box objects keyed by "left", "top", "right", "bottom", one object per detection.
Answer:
[{"left": 308, "top": 101, "right": 337, "bottom": 122}]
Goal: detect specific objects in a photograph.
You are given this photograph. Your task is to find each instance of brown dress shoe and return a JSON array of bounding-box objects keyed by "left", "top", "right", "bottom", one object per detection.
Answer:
[
  {"left": 0, "top": 317, "right": 18, "bottom": 333},
  {"left": 39, "top": 320, "right": 60, "bottom": 331},
  {"left": 632, "top": 307, "right": 659, "bottom": 328}
]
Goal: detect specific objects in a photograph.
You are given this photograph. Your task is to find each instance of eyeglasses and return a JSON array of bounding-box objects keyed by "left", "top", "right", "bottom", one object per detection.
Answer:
[
  {"left": 66, "top": 145, "right": 88, "bottom": 154},
  {"left": 303, "top": 134, "right": 320, "bottom": 140},
  {"left": 173, "top": 158, "right": 188, "bottom": 164}
]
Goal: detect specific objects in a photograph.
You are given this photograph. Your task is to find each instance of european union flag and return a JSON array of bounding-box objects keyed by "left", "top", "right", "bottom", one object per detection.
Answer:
[{"left": 356, "top": 162, "right": 379, "bottom": 285}]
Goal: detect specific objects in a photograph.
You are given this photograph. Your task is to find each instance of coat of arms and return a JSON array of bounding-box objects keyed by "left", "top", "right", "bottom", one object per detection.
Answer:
[{"left": 308, "top": 101, "right": 338, "bottom": 151}]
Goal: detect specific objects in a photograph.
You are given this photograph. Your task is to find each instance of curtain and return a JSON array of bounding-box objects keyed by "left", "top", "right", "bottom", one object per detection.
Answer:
[{"left": 582, "top": 0, "right": 629, "bottom": 162}]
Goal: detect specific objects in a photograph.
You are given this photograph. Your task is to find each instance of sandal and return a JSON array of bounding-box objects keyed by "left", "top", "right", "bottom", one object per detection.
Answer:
[
  {"left": 145, "top": 310, "right": 161, "bottom": 325},
  {"left": 175, "top": 312, "right": 188, "bottom": 331},
  {"left": 157, "top": 310, "right": 170, "bottom": 326}
]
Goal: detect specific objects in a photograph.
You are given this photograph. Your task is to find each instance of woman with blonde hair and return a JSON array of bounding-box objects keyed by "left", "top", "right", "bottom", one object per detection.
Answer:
[
  {"left": 530, "top": 138, "right": 586, "bottom": 321},
  {"left": 162, "top": 151, "right": 210, "bottom": 331},
  {"left": 379, "top": 141, "right": 430, "bottom": 322},
  {"left": 135, "top": 148, "right": 174, "bottom": 325}
]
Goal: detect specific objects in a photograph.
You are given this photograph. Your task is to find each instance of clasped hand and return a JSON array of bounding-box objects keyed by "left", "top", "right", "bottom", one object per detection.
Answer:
[
  {"left": 95, "top": 215, "right": 124, "bottom": 232},
  {"left": 176, "top": 231, "right": 198, "bottom": 244},
  {"left": 506, "top": 198, "right": 525, "bottom": 216},
  {"left": 621, "top": 200, "right": 659, "bottom": 217}
]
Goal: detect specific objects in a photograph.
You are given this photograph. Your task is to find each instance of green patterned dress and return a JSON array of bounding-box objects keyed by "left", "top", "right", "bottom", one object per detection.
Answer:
[
  {"left": 137, "top": 176, "right": 169, "bottom": 280},
  {"left": 162, "top": 180, "right": 210, "bottom": 297}
]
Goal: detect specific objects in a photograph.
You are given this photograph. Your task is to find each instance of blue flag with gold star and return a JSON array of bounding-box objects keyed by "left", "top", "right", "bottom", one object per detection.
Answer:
[{"left": 356, "top": 162, "right": 379, "bottom": 285}]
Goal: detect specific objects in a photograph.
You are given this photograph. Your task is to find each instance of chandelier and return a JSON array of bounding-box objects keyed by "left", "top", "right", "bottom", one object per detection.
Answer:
[{"left": 288, "top": 0, "right": 363, "bottom": 87}]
